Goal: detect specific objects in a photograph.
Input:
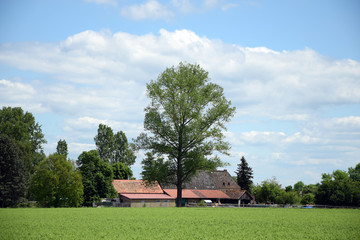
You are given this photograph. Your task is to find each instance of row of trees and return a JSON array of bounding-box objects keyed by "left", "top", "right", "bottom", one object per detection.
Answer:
[
  {"left": 233, "top": 156, "right": 360, "bottom": 207},
  {"left": 0, "top": 106, "right": 135, "bottom": 207},
  {"left": 250, "top": 164, "right": 360, "bottom": 206}
]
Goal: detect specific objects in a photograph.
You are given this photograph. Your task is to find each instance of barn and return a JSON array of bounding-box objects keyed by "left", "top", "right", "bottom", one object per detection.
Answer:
[{"left": 112, "top": 180, "right": 175, "bottom": 207}]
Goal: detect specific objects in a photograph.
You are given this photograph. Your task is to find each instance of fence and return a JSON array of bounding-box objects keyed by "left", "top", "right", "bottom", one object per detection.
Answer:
[{"left": 188, "top": 203, "right": 359, "bottom": 209}]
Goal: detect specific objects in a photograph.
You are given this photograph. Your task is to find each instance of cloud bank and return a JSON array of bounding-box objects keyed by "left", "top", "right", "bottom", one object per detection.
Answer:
[{"left": 1, "top": 29, "right": 359, "bottom": 185}]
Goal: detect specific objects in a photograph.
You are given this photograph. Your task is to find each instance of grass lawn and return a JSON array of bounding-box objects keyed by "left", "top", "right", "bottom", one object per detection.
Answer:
[{"left": 0, "top": 207, "right": 359, "bottom": 239}]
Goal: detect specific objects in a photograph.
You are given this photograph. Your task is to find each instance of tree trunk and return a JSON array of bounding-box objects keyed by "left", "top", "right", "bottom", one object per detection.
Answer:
[
  {"left": 176, "top": 180, "right": 182, "bottom": 207},
  {"left": 176, "top": 158, "right": 182, "bottom": 207}
]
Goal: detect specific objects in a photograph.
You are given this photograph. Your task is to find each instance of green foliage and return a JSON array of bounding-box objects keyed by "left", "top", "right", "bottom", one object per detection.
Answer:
[
  {"left": 235, "top": 156, "right": 253, "bottom": 192},
  {"left": 197, "top": 200, "right": 207, "bottom": 207},
  {"left": 56, "top": 139, "right": 68, "bottom": 157},
  {"left": 0, "top": 134, "right": 28, "bottom": 207},
  {"left": 0, "top": 107, "right": 46, "bottom": 174},
  {"left": 136, "top": 62, "right": 236, "bottom": 206},
  {"left": 113, "top": 131, "right": 136, "bottom": 166},
  {"left": 1, "top": 208, "right": 360, "bottom": 239},
  {"left": 315, "top": 164, "right": 360, "bottom": 206},
  {"left": 141, "top": 152, "right": 174, "bottom": 185},
  {"left": 254, "top": 178, "right": 319, "bottom": 205},
  {"left": 276, "top": 190, "right": 301, "bottom": 205},
  {"left": 94, "top": 124, "right": 136, "bottom": 165},
  {"left": 294, "top": 181, "right": 305, "bottom": 194},
  {"left": 348, "top": 163, "right": 360, "bottom": 182},
  {"left": 303, "top": 184, "right": 318, "bottom": 195},
  {"left": 77, "top": 150, "right": 117, "bottom": 206},
  {"left": 301, "top": 193, "right": 315, "bottom": 205},
  {"left": 30, "top": 154, "right": 83, "bottom": 207},
  {"left": 112, "top": 162, "right": 133, "bottom": 180},
  {"left": 253, "top": 177, "right": 282, "bottom": 203}
]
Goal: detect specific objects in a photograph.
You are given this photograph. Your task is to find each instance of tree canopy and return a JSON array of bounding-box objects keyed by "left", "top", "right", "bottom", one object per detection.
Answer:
[
  {"left": 0, "top": 107, "right": 46, "bottom": 174},
  {"left": 77, "top": 150, "right": 117, "bottom": 206},
  {"left": 136, "top": 62, "right": 236, "bottom": 207},
  {"left": 94, "top": 124, "right": 136, "bottom": 166},
  {"left": 112, "top": 162, "right": 133, "bottom": 180},
  {"left": 56, "top": 139, "right": 68, "bottom": 157},
  {"left": 0, "top": 134, "right": 28, "bottom": 207},
  {"left": 315, "top": 166, "right": 360, "bottom": 206},
  {"left": 31, "top": 154, "right": 83, "bottom": 207}
]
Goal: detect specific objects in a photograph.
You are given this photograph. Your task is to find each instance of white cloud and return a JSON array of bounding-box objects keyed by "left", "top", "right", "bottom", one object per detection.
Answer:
[
  {"left": 0, "top": 79, "right": 36, "bottom": 101},
  {"left": 1, "top": 28, "right": 359, "bottom": 184},
  {"left": 283, "top": 132, "right": 321, "bottom": 144},
  {"left": 274, "top": 114, "right": 310, "bottom": 121},
  {"left": 331, "top": 116, "right": 360, "bottom": 129},
  {"left": 121, "top": 0, "right": 174, "bottom": 20},
  {"left": 0, "top": 79, "right": 48, "bottom": 113},
  {"left": 2, "top": 30, "right": 358, "bottom": 115}
]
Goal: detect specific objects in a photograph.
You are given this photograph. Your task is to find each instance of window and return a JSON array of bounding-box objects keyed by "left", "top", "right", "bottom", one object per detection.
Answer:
[
  {"left": 228, "top": 182, "right": 230, "bottom": 186},
  {"left": 223, "top": 182, "right": 225, "bottom": 186}
]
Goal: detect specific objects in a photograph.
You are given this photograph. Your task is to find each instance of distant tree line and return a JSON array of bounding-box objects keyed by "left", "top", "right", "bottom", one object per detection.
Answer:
[
  {"left": 250, "top": 164, "right": 360, "bottom": 207},
  {"left": 1, "top": 106, "right": 359, "bottom": 208},
  {"left": 0, "top": 106, "right": 135, "bottom": 207}
]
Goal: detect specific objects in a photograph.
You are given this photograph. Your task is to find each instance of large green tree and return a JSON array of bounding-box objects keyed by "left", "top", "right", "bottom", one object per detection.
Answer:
[
  {"left": 31, "top": 154, "right": 83, "bottom": 207},
  {"left": 0, "top": 134, "right": 28, "bottom": 207},
  {"left": 136, "top": 62, "right": 236, "bottom": 207},
  {"left": 94, "top": 124, "right": 136, "bottom": 165},
  {"left": 77, "top": 150, "right": 117, "bottom": 206},
  {"left": 235, "top": 156, "right": 253, "bottom": 192},
  {"left": 0, "top": 107, "right": 46, "bottom": 174},
  {"left": 315, "top": 167, "right": 360, "bottom": 206},
  {"left": 252, "top": 177, "right": 282, "bottom": 204}
]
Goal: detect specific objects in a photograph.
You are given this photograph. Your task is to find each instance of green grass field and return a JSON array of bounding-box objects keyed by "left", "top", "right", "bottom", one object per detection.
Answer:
[{"left": 0, "top": 207, "right": 359, "bottom": 239}]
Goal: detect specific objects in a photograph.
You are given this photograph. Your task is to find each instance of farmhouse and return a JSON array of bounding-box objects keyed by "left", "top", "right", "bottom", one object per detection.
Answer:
[
  {"left": 112, "top": 180, "right": 175, "bottom": 207},
  {"left": 164, "top": 170, "right": 254, "bottom": 206}
]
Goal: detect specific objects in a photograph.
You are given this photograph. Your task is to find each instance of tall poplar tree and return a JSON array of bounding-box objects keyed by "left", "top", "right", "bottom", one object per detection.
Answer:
[
  {"left": 136, "top": 62, "right": 236, "bottom": 207},
  {"left": 94, "top": 124, "right": 136, "bottom": 165},
  {"left": 56, "top": 139, "right": 68, "bottom": 157}
]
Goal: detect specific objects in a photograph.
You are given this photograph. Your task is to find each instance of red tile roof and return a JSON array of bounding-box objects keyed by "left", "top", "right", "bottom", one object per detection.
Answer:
[
  {"left": 112, "top": 180, "right": 163, "bottom": 194},
  {"left": 120, "top": 193, "right": 175, "bottom": 200},
  {"left": 164, "top": 189, "right": 231, "bottom": 199}
]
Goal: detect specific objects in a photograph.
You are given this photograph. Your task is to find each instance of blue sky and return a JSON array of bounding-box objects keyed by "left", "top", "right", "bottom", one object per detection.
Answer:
[{"left": 1, "top": 0, "right": 359, "bottom": 187}]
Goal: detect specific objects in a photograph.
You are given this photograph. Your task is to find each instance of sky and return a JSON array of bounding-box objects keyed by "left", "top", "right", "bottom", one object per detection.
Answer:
[{"left": 1, "top": 0, "right": 359, "bottom": 187}]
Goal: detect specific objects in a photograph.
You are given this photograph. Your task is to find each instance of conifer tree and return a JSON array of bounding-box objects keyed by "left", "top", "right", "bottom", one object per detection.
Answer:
[{"left": 235, "top": 156, "right": 253, "bottom": 192}]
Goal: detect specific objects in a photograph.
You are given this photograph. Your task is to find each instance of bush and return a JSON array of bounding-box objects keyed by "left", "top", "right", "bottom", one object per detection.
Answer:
[{"left": 197, "top": 200, "right": 207, "bottom": 207}]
